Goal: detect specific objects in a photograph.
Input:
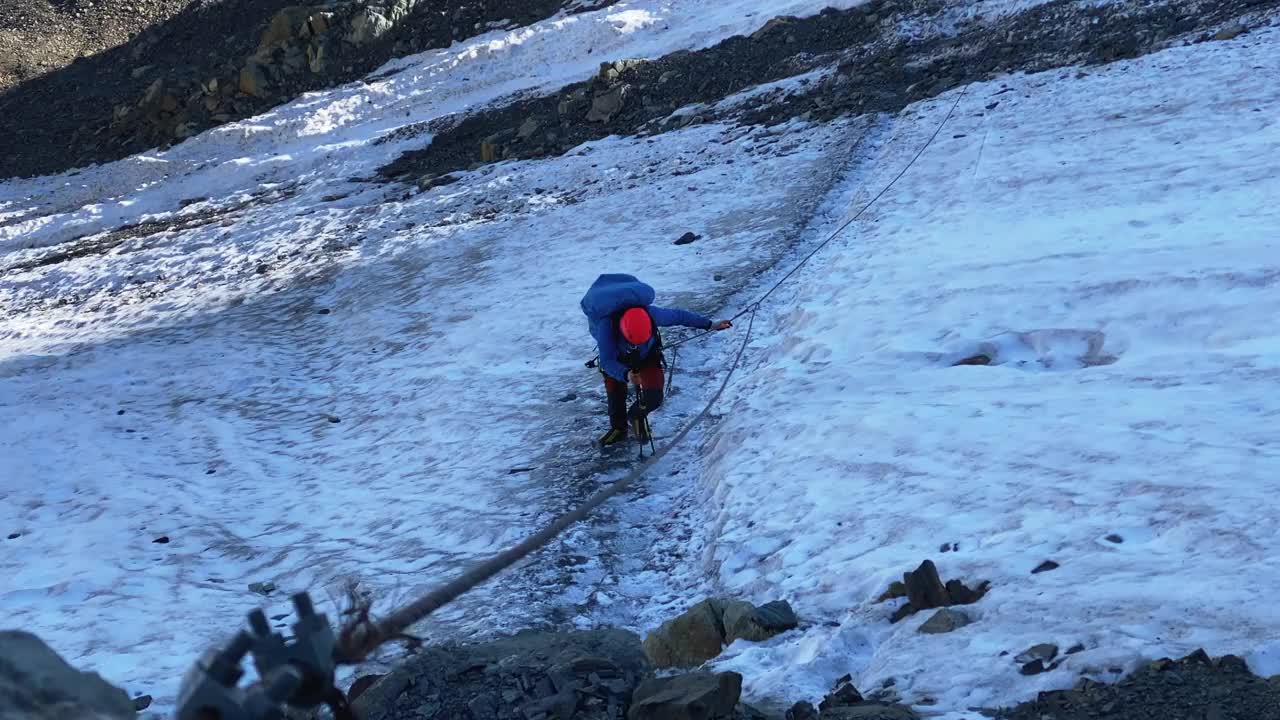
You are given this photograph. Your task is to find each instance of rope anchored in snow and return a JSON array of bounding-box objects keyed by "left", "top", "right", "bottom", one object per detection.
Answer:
[
  {"left": 333, "top": 86, "right": 968, "bottom": 667},
  {"left": 175, "top": 90, "right": 968, "bottom": 715},
  {"left": 334, "top": 306, "right": 763, "bottom": 664}
]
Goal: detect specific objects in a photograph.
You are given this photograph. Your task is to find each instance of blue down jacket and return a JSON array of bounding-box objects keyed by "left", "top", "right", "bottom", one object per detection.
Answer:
[{"left": 581, "top": 274, "right": 713, "bottom": 381}]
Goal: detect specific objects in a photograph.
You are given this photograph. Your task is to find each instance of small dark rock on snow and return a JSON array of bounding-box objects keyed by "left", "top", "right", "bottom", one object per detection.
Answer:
[
  {"left": 1015, "top": 644, "right": 1059, "bottom": 665},
  {"left": 918, "top": 608, "right": 971, "bottom": 634},
  {"left": 674, "top": 231, "right": 701, "bottom": 245},
  {"left": 1032, "top": 560, "right": 1059, "bottom": 574},
  {"left": 248, "top": 581, "right": 276, "bottom": 595},
  {"left": 152, "top": 536, "right": 170, "bottom": 544},
  {"left": 887, "top": 559, "right": 989, "bottom": 622}
]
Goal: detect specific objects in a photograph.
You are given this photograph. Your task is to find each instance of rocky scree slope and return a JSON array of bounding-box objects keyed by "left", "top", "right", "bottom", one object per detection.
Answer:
[
  {"left": 0, "top": 0, "right": 191, "bottom": 93},
  {"left": 381, "top": 0, "right": 1278, "bottom": 185},
  {"left": 0, "top": 0, "right": 618, "bottom": 179}
]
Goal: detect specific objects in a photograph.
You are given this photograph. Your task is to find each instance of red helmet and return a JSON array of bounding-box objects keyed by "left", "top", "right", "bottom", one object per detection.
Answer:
[{"left": 619, "top": 307, "right": 653, "bottom": 344}]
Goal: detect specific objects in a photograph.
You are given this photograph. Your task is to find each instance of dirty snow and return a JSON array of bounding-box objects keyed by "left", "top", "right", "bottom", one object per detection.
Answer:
[
  {"left": 703, "top": 24, "right": 1280, "bottom": 719},
  {"left": 2, "top": 0, "right": 1279, "bottom": 716},
  {"left": 0, "top": 1, "right": 873, "bottom": 712}
]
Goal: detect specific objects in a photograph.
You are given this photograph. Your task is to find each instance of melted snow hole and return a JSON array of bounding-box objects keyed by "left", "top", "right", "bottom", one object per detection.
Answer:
[{"left": 948, "top": 329, "right": 1122, "bottom": 371}]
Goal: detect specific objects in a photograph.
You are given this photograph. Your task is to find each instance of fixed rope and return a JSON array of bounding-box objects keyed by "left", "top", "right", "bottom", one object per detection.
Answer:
[
  {"left": 336, "top": 306, "right": 761, "bottom": 663},
  {"left": 665, "top": 85, "right": 968, "bottom": 352},
  {"left": 335, "top": 88, "right": 967, "bottom": 665}
]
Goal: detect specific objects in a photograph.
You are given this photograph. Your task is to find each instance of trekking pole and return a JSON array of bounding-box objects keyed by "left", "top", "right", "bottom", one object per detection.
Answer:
[
  {"left": 645, "top": 415, "right": 656, "bottom": 455},
  {"left": 633, "top": 382, "right": 645, "bottom": 461}
]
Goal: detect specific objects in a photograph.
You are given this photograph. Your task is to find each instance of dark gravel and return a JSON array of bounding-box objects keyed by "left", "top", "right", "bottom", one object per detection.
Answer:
[
  {"left": 0, "top": 0, "right": 192, "bottom": 92},
  {"left": 379, "top": 0, "right": 1280, "bottom": 184},
  {"left": 0, "top": 0, "right": 619, "bottom": 179},
  {"left": 997, "top": 650, "right": 1280, "bottom": 720}
]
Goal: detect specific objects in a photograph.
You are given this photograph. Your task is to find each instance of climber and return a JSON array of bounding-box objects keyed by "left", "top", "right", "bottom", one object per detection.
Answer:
[{"left": 580, "top": 274, "right": 732, "bottom": 446}]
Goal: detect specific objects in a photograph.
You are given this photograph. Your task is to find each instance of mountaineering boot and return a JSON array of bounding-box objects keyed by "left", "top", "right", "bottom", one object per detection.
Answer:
[
  {"left": 630, "top": 416, "right": 651, "bottom": 443},
  {"left": 599, "top": 427, "right": 628, "bottom": 446}
]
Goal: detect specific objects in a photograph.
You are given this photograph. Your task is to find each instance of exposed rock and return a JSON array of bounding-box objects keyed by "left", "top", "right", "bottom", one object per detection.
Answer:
[
  {"left": 723, "top": 599, "right": 798, "bottom": 643},
  {"left": 248, "top": 580, "right": 276, "bottom": 595},
  {"left": 349, "top": 628, "right": 647, "bottom": 720},
  {"left": 132, "top": 695, "right": 153, "bottom": 711},
  {"left": 1015, "top": 643, "right": 1059, "bottom": 665},
  {"left": 558, "top": 87, "right": 592, "bottom": 117},
  {"left": 819, "top": 678, "right": 864, "bottom": 711},
  {"left": 1019, "top": 659, "right": 1050, "bottom": 676},
  {"left": 259, "top": 6, "right": 314, "bottom": 50},
  {"left": 642, "top": 599, "right": 725, "bottom": 668},
  {"left": 417, "top": 173, "right": 460, "bottom": 191},
  {"left": 239, "top": 62, "right": 271, "bottom": 98},
  {"left": 904, "top": 560, "right": 949, "bottom": 608},
  {"left": 751, "top": 16, "right": 800, "bottom": 41},
  {"left": 674, "top": 231, "right": 701, "bottom": 245},
  {"left": 347, "top": 674, "right": 382, "bottom": 702},
  {"left": 587, "top": 83, "right": 629, "bottom": 123},
  {"left": 1031, "top": 560, "right": 1059, "bottom": 574},
  {"left": 1212, "top": 23, "right": 1247, "bottom": 40},
  {"left": 876, "top": 581, "right": 907, "bottom": 602},
  {"left": 0, "top": 631, "right": 135, "bottom": 720},
  {"left": 999, "top": 650, "right": 1280, "bottom": 719},
  {"left": 887, "top": 560, "right": 989, "bottom": 622},
  {"left": 785, "top": 701, "right": 819, "bottom": 720},
  {"left": 628, "top": 671, "right": 743, "bottom": 720},
  {"left": 918, "top": 608, "right": 971, "bottom": 634},
  {"left": 643, "top": 598, "right": 797, "bottom": 668},
  {"left": 517, "top": 116, "right": 543, "bottom": 139}
]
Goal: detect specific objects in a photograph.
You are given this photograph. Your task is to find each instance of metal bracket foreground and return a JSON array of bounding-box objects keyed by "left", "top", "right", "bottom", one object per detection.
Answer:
[{"left": 176, "top": 592, "right": 352, "bottom": 720}]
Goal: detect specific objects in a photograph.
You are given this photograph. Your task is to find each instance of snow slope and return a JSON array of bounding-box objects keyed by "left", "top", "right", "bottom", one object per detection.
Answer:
[
  {"left": 701, "top": 24, "right": 1280, "bottom": 718},
  {"left": 3, "top": 0, "right": 1278, "bottom": 716},
  {"left": 0, "top": 0, "right": 872, "bottom": 713}
]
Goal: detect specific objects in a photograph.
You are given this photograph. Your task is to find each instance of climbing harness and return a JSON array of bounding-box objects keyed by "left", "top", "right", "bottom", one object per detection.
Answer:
[{"left": 176, "top": 88, "right": 968, "bottom": 708}]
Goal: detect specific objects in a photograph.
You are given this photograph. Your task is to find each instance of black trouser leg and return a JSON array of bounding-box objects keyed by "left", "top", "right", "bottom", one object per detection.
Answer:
[
  {"left": 627, "top": 365, "right": 665, "bottom": 421},
  {"left": 604, "top": 373, "right": 629, "bottom": 430}
]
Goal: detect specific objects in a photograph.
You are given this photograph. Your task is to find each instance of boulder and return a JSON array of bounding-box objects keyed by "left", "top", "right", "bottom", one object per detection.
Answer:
[
  {"left": 917, "top": 608, "right": 970, "bottom": 634},
  {"left": 642, "top": 599, "right": 725, "bottom": 668},
  {"left": 628, "top": 671, "right": 743, "bottom": 720},
  {"left": 348, "top": 0, "right": 418, "bottom": 46},
  {"left": 886, "top": 560, "right": 989, "bottom": 622},
  {"left": 1015, "top": 643, "right": 1058, "bottom": 665},
  {"left": 259, "top": 6, "right": 315, "bottom": 50},
  {"left": 643, "top": 597, "right": 798, "bottom": 669},
  {"left": 1212, "top": 24, "right": 1246, "bottom": 41},
  {"left": 239, "top": 63, "right": 271, "bottom": 98},
  {"left": 785, "top": 701, "right": 818, "bottom": 719},
  {"left": 724, "top": 600, "right": 798, "bottom": 643},
  {"left": 517, "top": 116, "right": 543, "bottom": 140},
  {"left": 0, "top": 631, "right": 135, "bottom": 720},
  {"left": 558, "top": 88, "right": 591, "bottom": 117},
  {"left": 587, "top": 84, "right": 629, "bottom": 123}
]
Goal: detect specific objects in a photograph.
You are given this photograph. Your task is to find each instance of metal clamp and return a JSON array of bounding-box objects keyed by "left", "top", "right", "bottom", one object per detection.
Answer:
[{"left": 177, "top": 592, "right": 352, "bottom": 720}]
